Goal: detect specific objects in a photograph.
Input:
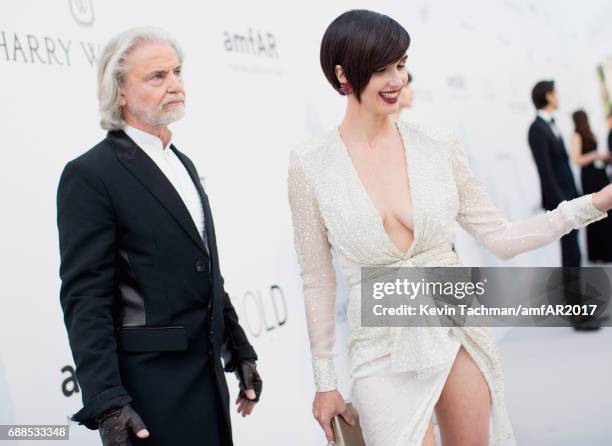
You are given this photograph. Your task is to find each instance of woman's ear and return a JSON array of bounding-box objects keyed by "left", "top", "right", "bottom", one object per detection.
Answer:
[{"left": 335, "top": 65, "right": 347, "bottom": 84}]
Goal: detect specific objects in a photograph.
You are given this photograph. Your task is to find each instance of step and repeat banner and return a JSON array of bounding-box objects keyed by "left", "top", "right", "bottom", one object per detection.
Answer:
[{"left": 1, "top": 0, "right": 609, "bottom": 444}]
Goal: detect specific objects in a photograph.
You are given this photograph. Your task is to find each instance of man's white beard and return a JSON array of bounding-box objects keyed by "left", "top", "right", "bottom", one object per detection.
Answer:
[
  {"left": 131, "top": 102, "right": 186, "bottom": 127},
  {"left": 147, "top": 104, "right": 186, "bottom": 126}
]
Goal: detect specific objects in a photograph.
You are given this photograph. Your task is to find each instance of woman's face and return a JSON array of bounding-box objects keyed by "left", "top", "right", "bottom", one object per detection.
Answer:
[
  {"left": 398, "top": 81, "right": 413, "bottom": 109},
  {"left": 359, "top": 55, "right": 408, "bottom": 115}
]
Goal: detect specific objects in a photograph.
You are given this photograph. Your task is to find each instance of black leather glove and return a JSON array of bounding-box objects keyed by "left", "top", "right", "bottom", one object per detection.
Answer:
[
  {"left": 235, "top": 359, "right": 263, "bottom": 403},
  {"left": 96, "top": 404, "right": 148, "bottom": 446}
]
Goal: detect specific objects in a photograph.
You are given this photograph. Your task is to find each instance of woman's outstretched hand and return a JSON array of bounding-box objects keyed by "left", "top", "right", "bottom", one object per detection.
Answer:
[
  {"left": 312, "top": 390, "right": 356, "bottom": 444},
  {"left": 591, "top": 184, "right": 612, "bottom": 212}
]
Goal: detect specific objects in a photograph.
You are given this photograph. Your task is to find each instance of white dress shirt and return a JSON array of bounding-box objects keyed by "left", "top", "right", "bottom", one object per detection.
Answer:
[{"left": 124, "top": 125, "right": 207, "bottom": 248}]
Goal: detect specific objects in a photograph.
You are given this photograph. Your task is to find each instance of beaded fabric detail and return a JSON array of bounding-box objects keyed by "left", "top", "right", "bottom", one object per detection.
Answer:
[{"left": 287, "top": 119, "right": 607, "bottom": 444}]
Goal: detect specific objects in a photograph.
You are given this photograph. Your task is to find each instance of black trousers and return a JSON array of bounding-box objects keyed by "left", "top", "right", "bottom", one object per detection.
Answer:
[
  {"left": 559, "top": 230, "right": 591, "bottom": 324},
  {"left": 560, "top": 228, "right": 581, "bottom": 268}
]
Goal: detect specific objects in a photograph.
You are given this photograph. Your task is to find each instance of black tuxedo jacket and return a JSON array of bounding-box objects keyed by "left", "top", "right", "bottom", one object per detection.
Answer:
[
  {"left": 528, "top": 116, "right": 579, "bottom": 210},
  {"left": 57, "top": 130, "right": 256, "bottom": 444}
]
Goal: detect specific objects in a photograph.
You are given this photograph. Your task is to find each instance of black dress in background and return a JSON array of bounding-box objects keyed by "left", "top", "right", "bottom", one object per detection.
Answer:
[{"left": 579, "top": 134, "right": 612, "bottom": 262}]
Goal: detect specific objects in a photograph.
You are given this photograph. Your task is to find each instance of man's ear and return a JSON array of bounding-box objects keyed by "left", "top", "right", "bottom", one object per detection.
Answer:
[
  {"left": 118, "top": 88, "right": 127, "bottom": 107},
  {"left": 335, "top": 65, "right": 347, "bottom": 84}
]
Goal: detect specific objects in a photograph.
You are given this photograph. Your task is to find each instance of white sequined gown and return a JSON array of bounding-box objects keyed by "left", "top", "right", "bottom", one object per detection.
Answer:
[{"left": 287, "top": 120, "right": 607, "bottom": 446}]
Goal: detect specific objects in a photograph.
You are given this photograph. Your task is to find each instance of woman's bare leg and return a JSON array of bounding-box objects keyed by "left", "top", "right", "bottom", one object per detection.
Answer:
[
  {"left": 421, "top": 418, "right": 436, "bottom": 446},
  {"left": 435, "top": 346, "right": 491, "bottom": 446}
]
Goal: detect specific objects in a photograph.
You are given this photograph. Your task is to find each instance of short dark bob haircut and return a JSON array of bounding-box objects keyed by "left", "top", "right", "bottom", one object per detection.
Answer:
[
  {"left": 320, "top": 10, "right": 411, "bottom": 102},
  {"left": 531, "top": 80, "right": 555, "bottom": 110}
]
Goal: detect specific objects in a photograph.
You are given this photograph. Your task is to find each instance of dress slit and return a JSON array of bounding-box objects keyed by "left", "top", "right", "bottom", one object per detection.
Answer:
[{"left": 352, "top": 328, "right": 499, "bottom": 446}]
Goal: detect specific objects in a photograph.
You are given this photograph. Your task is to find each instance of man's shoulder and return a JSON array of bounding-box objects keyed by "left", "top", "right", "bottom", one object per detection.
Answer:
[
  {"left": 66, "top": 136, "right": 116, "bottom": 172},
  {"left": 530, "top": 115, "right": 548, "bottom": 127},
  {"left": 528, "top": 118, "right": 548, "bottom": 137}
]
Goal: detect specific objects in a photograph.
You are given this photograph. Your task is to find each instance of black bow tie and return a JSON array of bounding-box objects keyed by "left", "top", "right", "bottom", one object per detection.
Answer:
[{"left": 549, "top": 117, "right": 556, "bottom": 125}]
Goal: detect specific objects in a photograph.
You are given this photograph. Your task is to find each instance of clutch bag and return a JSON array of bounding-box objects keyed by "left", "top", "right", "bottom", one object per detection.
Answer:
[{"left": 331, "top": 401, "right": 365, "bottom": 446}]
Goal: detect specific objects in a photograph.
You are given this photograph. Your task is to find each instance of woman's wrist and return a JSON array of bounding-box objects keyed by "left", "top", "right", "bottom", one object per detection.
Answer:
[
  {"left": 591, "top": 190, "right": 610, "bottom": 213},
  {"left": 316, "top": 389, "right": 338, "bottom": 394}
]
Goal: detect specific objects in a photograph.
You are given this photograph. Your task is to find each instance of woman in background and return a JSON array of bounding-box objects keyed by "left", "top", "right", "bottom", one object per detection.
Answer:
[
  {"left": 607, "top": 111, "right": 612, "bottom": 152},
  {"left": 570, "top": 109, "right": 612, "bottom": 262},
  {"left": 391, "top": 71, "right": 414, "bottom": 121}
]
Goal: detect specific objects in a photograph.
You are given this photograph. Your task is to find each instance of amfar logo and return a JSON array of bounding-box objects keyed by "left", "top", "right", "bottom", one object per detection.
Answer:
[
  {"left": 61, "top": 365, "right": 80, "bottom": 397},
  {"left": 69, "top": 0, "right": 95, "bottom": 26},
  {"left": 223, "top": 28, "right": 279, "bottom": 58}
]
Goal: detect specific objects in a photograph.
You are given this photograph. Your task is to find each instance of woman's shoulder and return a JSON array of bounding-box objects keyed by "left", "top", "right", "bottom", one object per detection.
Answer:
[{"left": 290, "top": 129, "right": 338, "bottom": 164}]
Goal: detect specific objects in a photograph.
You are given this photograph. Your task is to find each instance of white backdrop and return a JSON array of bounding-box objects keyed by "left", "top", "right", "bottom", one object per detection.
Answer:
[{"left": 1, "top": 1, "right": 611, "bottom": 444}]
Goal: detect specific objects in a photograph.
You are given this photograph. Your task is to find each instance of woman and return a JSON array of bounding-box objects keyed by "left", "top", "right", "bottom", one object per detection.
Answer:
[
  {"left": 608, "top": 111, "right": 612, "bottom": 152},
  {"left": 570, "top": 110, "right": 612, "bottom": 262},
  {"left": 391, "top": 71, "right": 414, "bottom": 121},
  {"left": 287, "top": 10, "right": 612, "bottom": 446}
]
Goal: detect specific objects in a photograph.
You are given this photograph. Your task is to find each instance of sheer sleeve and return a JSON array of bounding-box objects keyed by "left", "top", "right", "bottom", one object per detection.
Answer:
[
  {"left": 287, "top": 150, "right": 338, "bottom": 392},
  {"left": 450, "top": 134, "right": 608, "bottom": 260}
]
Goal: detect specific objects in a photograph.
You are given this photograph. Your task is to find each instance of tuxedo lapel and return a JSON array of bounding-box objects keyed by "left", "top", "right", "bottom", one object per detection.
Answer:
[
  {"left": 107, "top": 130, "right": 208, "bottom": 255},
  {"left": 171, "top": 145, "right": 223, "bottom": 320}
]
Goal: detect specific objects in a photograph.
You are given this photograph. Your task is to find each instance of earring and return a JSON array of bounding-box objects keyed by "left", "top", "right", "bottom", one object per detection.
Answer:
[{"left": 339, "top": 82, "right": 353, "bottom": 95}]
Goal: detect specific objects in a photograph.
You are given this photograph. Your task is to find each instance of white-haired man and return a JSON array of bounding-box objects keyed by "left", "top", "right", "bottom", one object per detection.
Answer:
[{"left": 57, "top": 27, "right": 261, "bottom": 446}]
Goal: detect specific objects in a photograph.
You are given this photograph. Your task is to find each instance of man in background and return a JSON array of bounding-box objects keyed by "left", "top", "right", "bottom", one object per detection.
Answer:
[{"left": 528, "top": 80, "right": 602, "bottom": 331}]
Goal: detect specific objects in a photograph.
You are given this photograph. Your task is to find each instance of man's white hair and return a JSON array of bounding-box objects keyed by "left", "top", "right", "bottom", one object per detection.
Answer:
[{"left": 97, "top": 27, "right": 184, "bottom": 131}]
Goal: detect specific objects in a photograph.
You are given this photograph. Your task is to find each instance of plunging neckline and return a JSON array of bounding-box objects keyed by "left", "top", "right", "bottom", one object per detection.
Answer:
[{"left": 335, "top": 119, "right": 418, "bottom": 259}]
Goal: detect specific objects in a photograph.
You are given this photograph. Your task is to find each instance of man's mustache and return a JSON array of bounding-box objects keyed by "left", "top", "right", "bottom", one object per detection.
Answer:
[{"left": 162, "top": 95, "right": 185, "bottom": 106}]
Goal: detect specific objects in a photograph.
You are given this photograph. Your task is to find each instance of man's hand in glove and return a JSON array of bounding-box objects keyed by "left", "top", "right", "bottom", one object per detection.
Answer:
[
  {"left": 97, "top": 403, "right": 149, "bottom": 445},
  {"left": 234, "top": 359, "right": 263, "bottom": 417}
]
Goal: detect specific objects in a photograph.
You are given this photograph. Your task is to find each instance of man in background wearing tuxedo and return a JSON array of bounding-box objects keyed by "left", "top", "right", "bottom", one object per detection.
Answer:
[
  {"left": 57, "top": 28, "right": 262, "bottom": 445},
  {"left": 528, "top": 80, "right": 601, "bottom": 331}
]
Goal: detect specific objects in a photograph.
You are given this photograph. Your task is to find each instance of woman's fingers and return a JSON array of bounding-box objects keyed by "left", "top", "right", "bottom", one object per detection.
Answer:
[
  {"left": 316, "top": 414, "right": 335, "bottom": 442},
  {"left": 340, "top": 408, "right": 356, "bottom": 426}
]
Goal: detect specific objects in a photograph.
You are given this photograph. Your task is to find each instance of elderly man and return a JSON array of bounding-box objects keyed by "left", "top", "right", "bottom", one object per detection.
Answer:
[{"left": 56, "top": 27, "right": 262, "bottom": 445}]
